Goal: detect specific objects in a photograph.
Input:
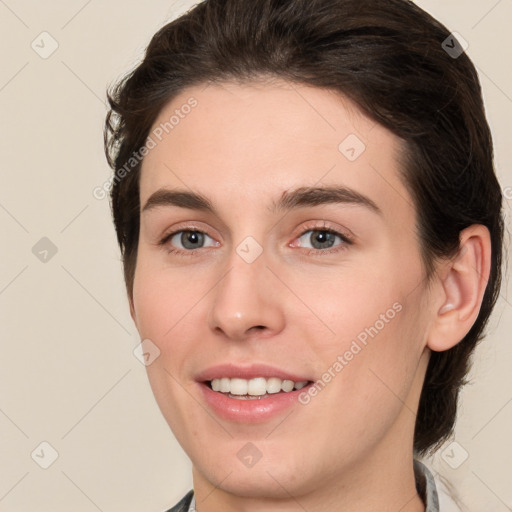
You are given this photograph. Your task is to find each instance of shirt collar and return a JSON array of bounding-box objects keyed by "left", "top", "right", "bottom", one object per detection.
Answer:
[{"left": 414, "top": 459, "right": 440, "bottom": 511}]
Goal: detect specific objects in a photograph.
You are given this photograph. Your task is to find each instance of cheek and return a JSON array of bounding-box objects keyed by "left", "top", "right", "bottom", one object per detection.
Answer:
[
  {"left": 299, "top": 266, "right": 402, "bottom": 355},
  {"left": 132, "top": 254, "right": 205, "bottom": 341},
  {"left": 131, "top": 261, "right": 202, "bottom": 433},
  {"left": 305, "top": 265, "right": 426, "bottom": 411},
  {"left": 326, "top": 290, "right": 427, "bottom": 423}
]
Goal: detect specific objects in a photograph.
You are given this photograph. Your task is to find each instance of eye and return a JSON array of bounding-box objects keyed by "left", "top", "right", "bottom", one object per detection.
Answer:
[
  {"left": 158, "top": 224, "right": 353, "bottom": 257},
  {"left": 160, "top": 229, "right": 219, "bottom": 255},
  {"left": 295, "top": 228, "right": 350, "bottom": 253}
]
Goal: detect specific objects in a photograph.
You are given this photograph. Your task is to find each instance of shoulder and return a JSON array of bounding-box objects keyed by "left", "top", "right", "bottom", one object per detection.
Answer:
[{"left": 162, "top": 489, "right": 194, "bottom": 512}]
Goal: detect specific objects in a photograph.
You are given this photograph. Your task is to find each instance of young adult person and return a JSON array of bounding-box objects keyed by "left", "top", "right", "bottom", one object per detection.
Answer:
[{"left": 104, "top": 1, "right": 504, "bottom": 510}]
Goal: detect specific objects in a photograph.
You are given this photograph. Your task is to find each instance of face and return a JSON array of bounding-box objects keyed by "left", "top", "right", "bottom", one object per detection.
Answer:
[{"left": 131, "top": 79, "right": 435, "bottom": 500}]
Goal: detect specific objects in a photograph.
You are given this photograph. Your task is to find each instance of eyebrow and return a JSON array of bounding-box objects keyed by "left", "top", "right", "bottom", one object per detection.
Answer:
[{"left": 141, "top": 185, "right": 382, "bottom": 216}]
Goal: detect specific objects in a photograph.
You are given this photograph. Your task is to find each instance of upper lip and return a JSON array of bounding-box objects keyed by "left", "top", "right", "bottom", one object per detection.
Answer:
[{"left": 195, "top": 363, "right": 313, "bottom": 383}]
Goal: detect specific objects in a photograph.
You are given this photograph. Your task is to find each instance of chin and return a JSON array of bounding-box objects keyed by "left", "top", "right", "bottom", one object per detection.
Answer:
[
  {"left": 200, "top": 465, "right": 309, "bottom": 499},
  {"left": 193, "top": 452, "right": 320, "bottom": 500}
]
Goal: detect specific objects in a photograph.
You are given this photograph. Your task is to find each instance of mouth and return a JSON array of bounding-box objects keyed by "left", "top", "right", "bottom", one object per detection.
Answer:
[
  {"left": 195, "top": 363, "right": 315, "bottom": 422},
  {"left": 205, "top": 377, "right": 313, "bottom": 400}
]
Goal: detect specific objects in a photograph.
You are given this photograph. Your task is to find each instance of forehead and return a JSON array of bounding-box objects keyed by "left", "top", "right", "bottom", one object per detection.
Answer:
[{"left": 139, "top": 79, "right": 413, "bottom": 221}]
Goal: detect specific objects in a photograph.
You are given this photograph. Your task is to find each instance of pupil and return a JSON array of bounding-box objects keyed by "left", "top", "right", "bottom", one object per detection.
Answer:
[
  {"left": 182, "top": 231, "right": 203, "bottom": 249},
  {"left": 312, "top": 231, "right": 335, "bottom": 249}
]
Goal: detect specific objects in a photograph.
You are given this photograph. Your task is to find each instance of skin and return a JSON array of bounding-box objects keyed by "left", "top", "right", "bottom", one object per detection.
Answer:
[{"left": 129, "top": 78, "right": 491, "bottom": 512}]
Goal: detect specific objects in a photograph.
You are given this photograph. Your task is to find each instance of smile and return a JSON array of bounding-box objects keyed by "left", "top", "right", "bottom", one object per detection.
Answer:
[{"left": 209, "top": 377, "right": 310, "bottom": 399}]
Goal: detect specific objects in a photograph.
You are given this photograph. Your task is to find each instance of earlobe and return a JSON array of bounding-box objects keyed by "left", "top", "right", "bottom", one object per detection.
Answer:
[{"left": 426, "top": 225, "right": 491, "bottom": 352}]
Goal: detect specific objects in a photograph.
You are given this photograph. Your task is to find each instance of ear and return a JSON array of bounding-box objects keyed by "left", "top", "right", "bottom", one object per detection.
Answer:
[{"left": 426, "top": 224, "right": 492, "bottom": 352}]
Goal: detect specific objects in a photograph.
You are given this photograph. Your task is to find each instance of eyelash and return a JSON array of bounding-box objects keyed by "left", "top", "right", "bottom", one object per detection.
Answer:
[{"left": 158, "top": 222, "right": 354, "bottom": 258}]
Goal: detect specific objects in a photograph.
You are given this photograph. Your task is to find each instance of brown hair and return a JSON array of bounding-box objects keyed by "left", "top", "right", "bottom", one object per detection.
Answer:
[{"left": 104, "top": 0, "right": 504, "bottom": 455}]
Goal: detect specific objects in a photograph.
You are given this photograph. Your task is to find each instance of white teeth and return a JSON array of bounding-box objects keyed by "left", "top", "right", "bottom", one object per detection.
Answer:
[
  {"left": 230, "top": 378, "right": 248, "bottom": 395},
  {"left": 281, "top": 380, "right": 294, "bottom": 392},
  {"left": 266, "top": 377, "right": 282, "bottom": 394},
  {"left": 209, "top": 377, "right": 309, "bottom": 396},
  {"left": 248, "top": 377, "right": 267, "bottom": 395},
  {"left": 220, "top": 377, "right": 230, "bottom": 393}
]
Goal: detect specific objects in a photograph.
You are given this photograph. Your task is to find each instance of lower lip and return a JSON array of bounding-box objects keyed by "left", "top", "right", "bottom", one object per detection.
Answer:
[{"left": 198, "top": 382, "right": 312, "bottom": 423}]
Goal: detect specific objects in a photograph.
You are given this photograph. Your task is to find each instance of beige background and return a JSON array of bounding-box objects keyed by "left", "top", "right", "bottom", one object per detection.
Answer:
[{"left": 0, "top": 1, "right": 510, "bottom": 510}]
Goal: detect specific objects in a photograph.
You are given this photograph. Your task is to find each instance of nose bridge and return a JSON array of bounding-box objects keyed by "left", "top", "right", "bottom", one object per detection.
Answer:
[{"left": 208, "top": 237, "right": 284, "bottom": 340}]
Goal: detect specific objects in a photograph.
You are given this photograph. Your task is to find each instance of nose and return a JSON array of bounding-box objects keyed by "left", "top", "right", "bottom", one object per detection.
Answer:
[{"left": 207, "top": 246, "right": 285, "bottom": 342}]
